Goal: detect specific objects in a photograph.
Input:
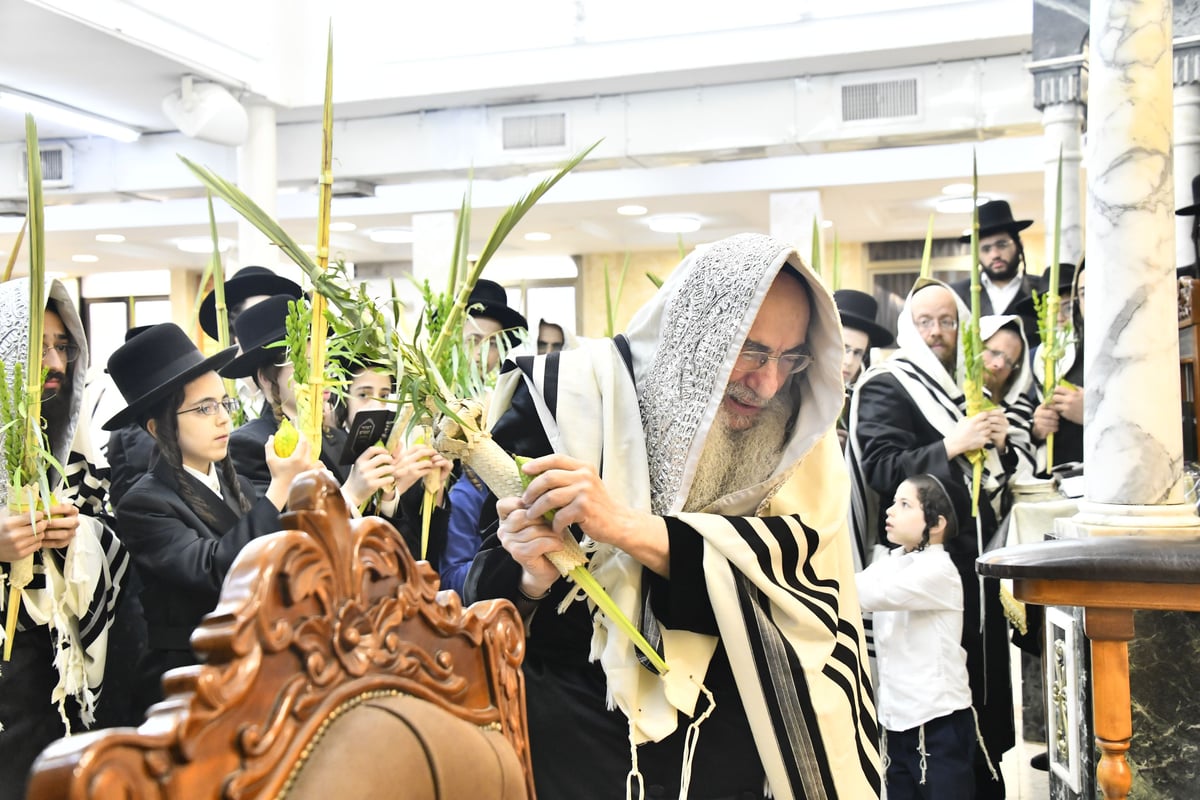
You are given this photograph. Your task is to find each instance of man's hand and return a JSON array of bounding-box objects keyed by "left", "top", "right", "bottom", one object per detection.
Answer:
[
  {"left": 1051, "top": 385, "right": 1084, "bottom": 425},
  {"left": 985, "top": 408, "right": 1009, "bottom": 452},
  {"left": 496, "top": 496, "right": 566, "bottom": 597},
  {"left": 944, "top": 412, "right": 995, "bottom": 460},
  {"left": 507, "top": 454, "right": 670, "bottom": 578},
  {"left": 1, "top": 509, "right": 47, "bottom": 561},
  {"left": 1032, "top": 404, "right": 1060, "bottom": 441},
  {"left": 40, "top": 503, "right": 79, "bottom": 549}
]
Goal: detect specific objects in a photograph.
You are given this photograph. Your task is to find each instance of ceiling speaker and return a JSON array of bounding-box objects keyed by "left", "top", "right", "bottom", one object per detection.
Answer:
[{"left": 162, "top": 77, "right": 248, "bottom": 147}]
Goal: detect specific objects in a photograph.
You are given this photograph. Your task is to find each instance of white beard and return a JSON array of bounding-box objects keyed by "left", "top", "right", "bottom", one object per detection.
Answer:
[{"left": 683, "top": 388, "right": 793, "bottom": 513}]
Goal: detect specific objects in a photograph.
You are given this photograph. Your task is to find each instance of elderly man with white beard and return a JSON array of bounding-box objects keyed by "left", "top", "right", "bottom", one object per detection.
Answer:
[{"left": 464, "top": 233, "right": 880, "bottom": 800}]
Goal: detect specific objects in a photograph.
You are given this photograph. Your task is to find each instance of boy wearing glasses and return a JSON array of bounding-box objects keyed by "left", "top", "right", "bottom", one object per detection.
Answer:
[
  {"left": 950, "top": 199, "right": 1041, "bottom": 349},
  {"left": 465, "top": 233, "right": 880, "bottom": 799}
]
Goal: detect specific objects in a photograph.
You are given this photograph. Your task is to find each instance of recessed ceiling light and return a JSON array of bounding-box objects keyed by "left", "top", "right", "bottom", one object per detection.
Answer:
[
  {"left": 524, "top": 232, "right": 552, "bottom": 242},
  {"left": 95, "top": 233, "right": 125, "bottom": 243},
  {"left": 942, "top": 183, "right": 976, "bottom": 195},
  {"left": 301, "top": 244, "right": 317, "bottom": 254},
  {"left": 71, "top": 254, "right": 99, "bottom": 263},
  {"left": 647, "top": 215, "right": 702, "bottom": 234},
  {"left": 935, "top": 196, "right": 991, "bottom": 214},
  {"left": 467, "top": 253, "right": 480, "bottom": 261},
  {"left": 368, "top": 227, "right": 414, "bottom": 244},
  {"left": 617, "top": 205, "right": 647, "bottom": 216},
  {"left": 329, "top": 221, "right": 357, "bottom": 232},
  {"left": 820, "top": 220, "right": 834, "bottom": 229},
  {"left": 175, "top": 236, "right": 232, "bottom": 253}
]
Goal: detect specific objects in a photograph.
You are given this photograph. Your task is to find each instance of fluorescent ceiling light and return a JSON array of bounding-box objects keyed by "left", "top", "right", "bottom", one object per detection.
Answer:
[
  {"left": 368, "top": 227, "right": 414, "bottom": 244},
  {"left": 524, "top": 232, "right": 552, "bottom": 242},
  {"left": 175, "top": 236, "right": 232, "bottom": 253},
  {"left": 95, "top": 233, "right": 125, "bottom": 243},
  {"left": 0, "top": 90, "right": 140, "bottom": 143},
  {"left": 647, "top": 214, "right": 701, "bottom": 234},
  {"left": 936, "top": 196, "right": 991, "bottom": 214},
  {"left": 617, "top": 204, "right": 647, "bottom": 216},
  {"left": 329, "top": 221, "right": 357, "bottom": 232},
  {"left": 941, "top": 183, "right": 975, "bottom": 195},
  {"left": 71, "top": 254, "right": 98, "bottom": 263}
]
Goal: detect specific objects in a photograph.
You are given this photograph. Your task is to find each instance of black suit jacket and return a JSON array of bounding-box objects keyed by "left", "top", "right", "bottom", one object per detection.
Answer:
[
  {"left": 114, "top": 459, "right": 282, "bottom": 706},
  {"left": 949, "top": 273, "right": 1040, "bottom": 349},
  {"left": 106, "top": 423, "right": 157, "bottom": 509},
  {"left": 228, "top": 412, "right": 347, "bottom": 496}
]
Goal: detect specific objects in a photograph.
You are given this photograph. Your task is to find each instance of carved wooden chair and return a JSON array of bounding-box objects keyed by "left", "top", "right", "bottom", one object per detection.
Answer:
[{"left": 28, "top": 470, "right": 534, "bottom": 799}]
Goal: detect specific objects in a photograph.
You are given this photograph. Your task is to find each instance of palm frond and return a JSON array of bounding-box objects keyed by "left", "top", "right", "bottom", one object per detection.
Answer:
[{"left": 2, "top": 217, "right": 27, "bottom": 283}]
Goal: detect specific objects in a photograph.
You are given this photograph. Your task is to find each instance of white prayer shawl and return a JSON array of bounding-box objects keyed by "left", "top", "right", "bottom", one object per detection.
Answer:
[
  {"left": 492, "top": 233, "right": 881, "bottom": 799},
  {"left": 0, "top": 278, "right": 126, "bottom": 729}
]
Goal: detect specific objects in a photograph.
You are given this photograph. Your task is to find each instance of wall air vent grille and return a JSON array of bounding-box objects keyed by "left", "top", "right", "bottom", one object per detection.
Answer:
[
  {"left": 868, "top": 238, "right": 969, "bottom": 262},
  {"left": 502, "top": 113, "right": 566, "bottom": 149},
  {"left": 21, "top": 144, "right": 73, "bottom": 188},
  {"left": 840, "top": 78, "right": 919, "bottom": 122}
]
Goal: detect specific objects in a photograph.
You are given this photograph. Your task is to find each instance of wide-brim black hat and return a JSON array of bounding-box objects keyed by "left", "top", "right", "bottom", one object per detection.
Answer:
[
  {"left": 1176, "top": 175, "right": 1200, "bottom": 216},
  {"left": 1015, "top": 263, "right": 1077, "bottom": 315},
  {"left": 198, "top": 266, "right": 303, "bottom": 341},
  {"left": 833, "top": 289, "right": 894, "bottom": 347},
  {"left": 220, "top": 293, "right": 296, "bottom": 379},
  {"left": 104, "top": 323, "right": 237, "bottom": 431},
  {"left": 958, "top": 199, "right": 1034, "bottom": 242},
  {"left": 467, "top": 279, "right": 528, "bottom": 339}
]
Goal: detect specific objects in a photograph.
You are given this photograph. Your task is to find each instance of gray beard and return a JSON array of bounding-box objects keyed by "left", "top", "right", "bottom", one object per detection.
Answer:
[{"left": 683, "top": 389, "right": 793, "bottom": 513}]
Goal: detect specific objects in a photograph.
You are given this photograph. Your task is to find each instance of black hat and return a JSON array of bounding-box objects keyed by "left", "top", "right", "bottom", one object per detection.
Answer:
[
  {"left": 833, "top": 290, "right": 894, "bottom": 347},
  {"left": 1176, "top": 175, "right": 1200, "bottom": 217},
  {"left": 103, "top": 323, "right": 236, "bottom": 431},
  {"left": 1015, "top": 263, "right": 1077, "bottom": 315},
  {"left": 959, "top": 200, "right": 1034, "bottom": 242},
  {"left": 467, "top": 279, "right": 528, "bottom": 340},
  {"left": 220, "top": 294, "right": 296, "bottom": 379},
  {"left": 198, "top": 266, "right": 303, "bottom": 341}
]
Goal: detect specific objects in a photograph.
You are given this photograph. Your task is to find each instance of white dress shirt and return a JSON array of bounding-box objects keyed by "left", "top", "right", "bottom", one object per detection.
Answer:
[
  {"left": 183, "top": 462, "right": 224, "bottom": 500},
  {"left": 855, "top": 544, "right": 972, "bottom": 731},
  {"left": 981, "top": 271, "right": 1022, "bottom": 315}
]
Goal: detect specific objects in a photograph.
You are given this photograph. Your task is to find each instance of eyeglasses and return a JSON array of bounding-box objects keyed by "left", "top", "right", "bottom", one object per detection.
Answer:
[
  {"left": 914, "top": 317, "right": 959, "bottom": 332},
  {"left": 734, "top": 348, "right": 813, "bottom": 375},
  {"left": 177, "top": 398, "right": 240, "bottom": 417},
  {"left": 42, "top": 343, "right": 80, "bottom": 363},
  {"left": 979, "top": 239, "right": 1014, "bottom": 255},
  {"left": 983, "top": 348, "right": 1019, "bottom": 371}
]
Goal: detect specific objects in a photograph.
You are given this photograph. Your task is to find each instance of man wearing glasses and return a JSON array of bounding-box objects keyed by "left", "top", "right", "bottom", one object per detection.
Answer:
[
  {"left": 465, "top": 233, "right": 880, "bottom": 799},
  {"left": 847, "top": 280, "right": 1026, "bottom": 799},
  {"left": 950, "top": 199, "right": 1040, "bottom": 349}
]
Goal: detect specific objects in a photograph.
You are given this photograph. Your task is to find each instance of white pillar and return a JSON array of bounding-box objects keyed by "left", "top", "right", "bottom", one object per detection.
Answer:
[
  {"left": 1042, "top": 102, "right": 1085, "bottom": 267},
  {"left": 235, "top": 104, "right": 299, "bottom": 284},
  {"left": 1078, "top": 0, "right": 1194, "bottom": 524},
  {"left": 769, "top": 190, "right": 825, "bottom": 275},
  {"left": 1174, "top": 81, "right": 1200, "bottom": 268}
]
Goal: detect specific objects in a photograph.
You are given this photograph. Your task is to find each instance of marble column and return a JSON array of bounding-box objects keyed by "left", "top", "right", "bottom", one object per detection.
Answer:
[
  {"left": 1077, "top": 0, "right": 1192, "bottom": 521},
  {"left": 1041, "top": 103, "right": 1085, "bottom": 267},
  {"left": 768, "top": 191, "right": 825, "bottom": 275},
  {"left": 235, "top": 104, "right": 298, "bottom": 285},
  {"left": 1174, "top": 61, "right": 1200, "bottom": 268}
]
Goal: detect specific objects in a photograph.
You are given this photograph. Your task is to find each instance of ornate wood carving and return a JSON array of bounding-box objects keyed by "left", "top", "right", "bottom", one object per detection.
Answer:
[{"left": 28, "top": 470, "right": 533, "bottom": 799}]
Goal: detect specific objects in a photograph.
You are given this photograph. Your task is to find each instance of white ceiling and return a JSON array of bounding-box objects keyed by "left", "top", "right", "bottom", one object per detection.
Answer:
[{"left": 0, "top": 0, "right": 1048, "bottom": 280}]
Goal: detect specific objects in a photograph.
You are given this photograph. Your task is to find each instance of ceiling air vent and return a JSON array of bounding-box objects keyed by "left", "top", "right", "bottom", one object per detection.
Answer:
[
  {"left": 502, "top": 112, "right": 566, "bottom": 150},
  {"left": 21, "top": 143, "right": 73, "bottom": 189},
  {"left": 840, "top": 77, "right": 920, "bottom": 123}
]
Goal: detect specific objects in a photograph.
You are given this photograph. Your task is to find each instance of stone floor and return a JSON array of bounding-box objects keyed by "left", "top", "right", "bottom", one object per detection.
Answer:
[{"left": 1003, "top": 643, "right": 1052, "bottom": 800}]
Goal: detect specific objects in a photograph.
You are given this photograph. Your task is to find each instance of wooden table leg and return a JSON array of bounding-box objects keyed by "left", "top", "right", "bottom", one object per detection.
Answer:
[{"left": 1084, "top": 607, "right": 1135, "bottom": 800}]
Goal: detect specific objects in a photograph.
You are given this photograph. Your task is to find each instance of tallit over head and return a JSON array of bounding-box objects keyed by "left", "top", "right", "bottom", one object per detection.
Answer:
[
  {"left": 0, "top": 277, "right": 89, "bottom": 504},
  {"left": 624, "top": 232, "right": 845, "bottom": 515}
]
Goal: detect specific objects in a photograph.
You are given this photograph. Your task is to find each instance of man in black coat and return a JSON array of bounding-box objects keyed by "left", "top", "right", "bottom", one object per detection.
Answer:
[{"left": 950, "top": 200, "right": 1040, "bottom": 349}]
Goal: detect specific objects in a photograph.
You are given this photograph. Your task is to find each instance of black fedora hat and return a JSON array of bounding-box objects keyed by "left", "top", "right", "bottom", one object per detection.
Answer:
[
  {"left": 104, "top": 323, "right": 237, "bottom": 431},
  {"left": 1015, "top": 263, "right": 1077, "bottom": 315},
  {"left": 1176, "top": 175, "right": 1200, "bottom": 217},
  {"left": 833, "top": 289, "right": 894, "bottom": 347},
  {"left": 958, "top": 200, "right": 1034, "bottom": 242},
  {"left": 220, "top": 293, "right": 296, "bottom": 379},
  {"left": 198, "top": 266, "right": 303, "bottom": 341},
  {"left": 467, "top": 279, "right": 528, "bottom": 339}
]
